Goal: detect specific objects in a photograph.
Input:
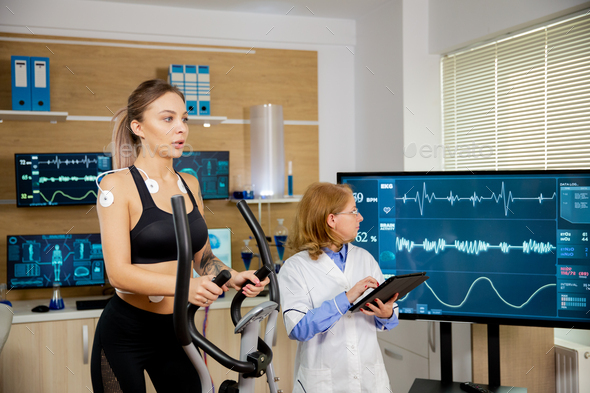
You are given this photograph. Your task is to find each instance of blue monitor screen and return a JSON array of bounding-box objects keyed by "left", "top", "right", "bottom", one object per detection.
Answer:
[
  {"left": 338, "top": 170, "right": 590, "bottom": 329},
  {"left": 193, "top": 228, "right": 232, "bottom": 278},
  {"left": 6, "top": 233, "right": 105, "bottom": 289},
  {"left": 173, "top": 151, "right": 229, "bottom": 200},
  {"left": 15, "top": 153, "right": 112, "bottom": 207},
  {"left": 208, "top": 228, "right": 232, "bottom": 269}
]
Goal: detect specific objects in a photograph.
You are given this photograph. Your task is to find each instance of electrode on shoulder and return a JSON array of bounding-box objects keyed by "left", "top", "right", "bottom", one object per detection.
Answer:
[{"left": 96, "top": 166, "right": 188, "bottom": 207}]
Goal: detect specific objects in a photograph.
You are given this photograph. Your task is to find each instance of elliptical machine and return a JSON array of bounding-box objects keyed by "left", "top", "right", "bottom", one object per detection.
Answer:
[{"left": 171, "top": 196, "right": 282, "bottom": 393}]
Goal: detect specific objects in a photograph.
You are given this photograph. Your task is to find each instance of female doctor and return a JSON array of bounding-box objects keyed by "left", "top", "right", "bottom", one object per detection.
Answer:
[{"left": 278, "top": 182, "right": 399, "bottom": 393}]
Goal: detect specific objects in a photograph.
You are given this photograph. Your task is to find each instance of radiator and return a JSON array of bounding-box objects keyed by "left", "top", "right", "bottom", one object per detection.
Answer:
[{"left": 555, "top": 338, "right": 590, "bottom": 393}]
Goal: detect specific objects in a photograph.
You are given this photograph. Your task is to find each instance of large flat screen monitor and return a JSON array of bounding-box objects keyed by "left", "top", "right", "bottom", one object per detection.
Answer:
[
  {"left": 173, "top": 151, "right": 229, "bottom": 200},
  {"left": 15, "top": 153, "right": 112, "bottom": 207},
  {"left": 338, "top": 170, "right": 590, "bottom": 329},
  {"left": 6, "top": 233, "right": 105, "bottom": 289}
]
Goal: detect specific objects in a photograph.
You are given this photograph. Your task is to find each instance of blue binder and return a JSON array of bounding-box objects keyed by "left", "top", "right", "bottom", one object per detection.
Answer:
[
  {"left": 184, "top": 65, "right": 198, "bottom": 115},
  {"left": 11, "top": 56, "right": 31, "bottom": 111},
  {"left": 168, "top": 64, "right": 184, "bottom": 93},
  {"left": 30, "top": 57, "right": 50, "bottom": 111},
  {"left": 197, "top": 65, "right": 210, "bottom": 115}
]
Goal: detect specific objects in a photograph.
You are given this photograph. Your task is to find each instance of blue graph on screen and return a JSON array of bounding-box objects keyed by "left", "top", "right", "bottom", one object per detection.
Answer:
[
  {"left": 397, "top": 181, "right": 556, "bottom": 217},
  {"left": 38, "top": 155, "right": 99, "bottom": 169},
  {"left": 394, "top": 178, "right": 557, "bottom": 220},
  {"left": 395, "top": 237, "right": 556, "bottom": 255}
]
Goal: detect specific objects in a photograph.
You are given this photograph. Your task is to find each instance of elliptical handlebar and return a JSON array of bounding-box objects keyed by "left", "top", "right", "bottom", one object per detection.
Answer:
[
  {"left": 172, "top": 196, "right": 279, "bottom": 375},
  {"left": 172, "top": 195, "right": 193, "bottom": 347},
  {"left": 172, "top": 196, "right": 256, "bottom": 373},
  {"left": 231, "top": 200, "right": 280, "bottom": 326}
]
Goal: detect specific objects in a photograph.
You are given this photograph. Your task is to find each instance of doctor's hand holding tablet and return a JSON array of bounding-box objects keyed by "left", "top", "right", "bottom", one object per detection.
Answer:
[
  {"left": 346, "top": 276, "right": 399, "bottom": 318},
  {"left": 278, "top": 182, "right": 399, "bottom": 393}
]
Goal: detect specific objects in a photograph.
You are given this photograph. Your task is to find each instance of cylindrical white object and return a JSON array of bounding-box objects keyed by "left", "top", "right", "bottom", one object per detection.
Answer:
[{"left": 250, "top": 104, "right": 284, "bottom": 198}]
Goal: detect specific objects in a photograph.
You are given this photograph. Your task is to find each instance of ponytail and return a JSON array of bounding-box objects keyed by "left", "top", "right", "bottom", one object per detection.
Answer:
[{"left": 111, "top": 108, "right": 141, "bottom": 169}]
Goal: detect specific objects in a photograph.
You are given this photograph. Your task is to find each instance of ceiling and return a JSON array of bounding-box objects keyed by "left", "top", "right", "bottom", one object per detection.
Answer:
[{"left": 83, "top": 0, "right": 392, "bottom": 20}]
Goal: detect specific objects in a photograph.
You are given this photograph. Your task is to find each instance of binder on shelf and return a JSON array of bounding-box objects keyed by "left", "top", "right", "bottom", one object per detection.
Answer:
[
  {"left": 11, "top": 56, "right": 31, "bottom": 111},
  {"left": 184, "top": 65, "right": 198, "bottom": 115},
  {"left": 197, "top": 65, "right": 210, "bottom": 115},
  {"left": 168, "top": 64, "right": 185, "bottom": 93},
  {"left": 30, "top": 57, "right": 50, "bottom": 111}
]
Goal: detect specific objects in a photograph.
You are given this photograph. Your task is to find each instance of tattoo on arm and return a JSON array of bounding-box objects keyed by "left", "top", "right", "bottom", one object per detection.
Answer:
[{"left": 199, "top": 241, "right": 228, "bottom": 276}]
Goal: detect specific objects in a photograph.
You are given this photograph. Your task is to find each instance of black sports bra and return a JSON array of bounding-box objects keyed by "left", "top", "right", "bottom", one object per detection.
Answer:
[{"left": 128, "top": 166, "right": 208, "bottom": 264}]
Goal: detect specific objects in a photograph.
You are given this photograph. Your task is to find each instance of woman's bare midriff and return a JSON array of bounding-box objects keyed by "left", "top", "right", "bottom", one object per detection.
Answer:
[{"left": 118, "top": 260, "right": 180, "bottom": 314}]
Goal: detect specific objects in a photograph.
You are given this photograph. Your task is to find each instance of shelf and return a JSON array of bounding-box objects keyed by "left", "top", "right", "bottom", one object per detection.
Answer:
[
  {"left": 0, "top": 111, "right": 227, "bottom": 126},
  {"left": 186, "top": 115, "right": 227, "bottom": 126},
  {"left": 230, "top": 196, "right": 302, "bottom": 204},
  {"left": 0, "top": 110, "right": 68, "bottom": 123}
]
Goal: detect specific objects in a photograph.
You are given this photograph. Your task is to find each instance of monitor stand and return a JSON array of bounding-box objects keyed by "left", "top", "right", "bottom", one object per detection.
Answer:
[
  {"left": 487, "top": 323, "right": 501, "bottom": 387},
  {"left": 440, "top": 322, "right": 453, "bottom": 382},
  {"left": 440, "top": 322, "right": 501, "bottom": 387}
]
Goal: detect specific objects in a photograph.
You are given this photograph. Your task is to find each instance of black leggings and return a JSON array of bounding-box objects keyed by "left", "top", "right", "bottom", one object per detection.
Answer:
[{"left": 91, "top": 294, "right": 201, "bottom": 393}]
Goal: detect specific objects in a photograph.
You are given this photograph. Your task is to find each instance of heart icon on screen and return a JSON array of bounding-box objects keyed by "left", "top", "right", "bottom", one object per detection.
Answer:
[{"left": 383, "top": 207, "right": 391, "bottom": 214}]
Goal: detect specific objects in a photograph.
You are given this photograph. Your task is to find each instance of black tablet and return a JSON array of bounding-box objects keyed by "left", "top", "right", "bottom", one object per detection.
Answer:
[{"left": 349, "top": 272, "right": 429, "bottom": 313}]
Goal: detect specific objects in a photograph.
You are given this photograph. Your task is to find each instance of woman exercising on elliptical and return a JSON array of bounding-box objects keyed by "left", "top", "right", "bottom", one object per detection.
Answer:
[{"left": 91, "top": 79, "right": 269, "bottom": 393}]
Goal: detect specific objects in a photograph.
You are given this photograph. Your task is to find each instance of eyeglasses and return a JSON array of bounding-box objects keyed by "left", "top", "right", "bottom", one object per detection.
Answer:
[{"left": 334, "top": 208, "right": 359, "bottom": 216}]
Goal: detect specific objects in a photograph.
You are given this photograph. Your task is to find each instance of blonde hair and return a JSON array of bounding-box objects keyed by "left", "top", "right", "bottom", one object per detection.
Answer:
[
  {"left": 287, "top": 182, "right": 353, "bottom": 260},
  {"left": 111, "top": 79, "right": 184, "bottom": 169}
]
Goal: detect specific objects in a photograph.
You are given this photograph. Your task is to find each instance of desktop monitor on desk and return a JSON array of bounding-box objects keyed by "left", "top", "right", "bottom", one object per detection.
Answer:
[
  {"left": 6, "top": 233, "right": 105, "bottom": 289},
  {"left": 7, "top": 230, "right": 230, "bottom": 288},
  {"left": 338, "top": 170, "right": 590, "bottom": 330}
]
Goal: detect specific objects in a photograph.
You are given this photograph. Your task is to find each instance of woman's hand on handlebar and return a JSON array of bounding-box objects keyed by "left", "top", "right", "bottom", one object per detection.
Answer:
[
  {"left": 189, "top": 275, "right": 224, "bottom": 307},
  {"left": 230, "top": 270, "right": 270, "bottom": 297}
]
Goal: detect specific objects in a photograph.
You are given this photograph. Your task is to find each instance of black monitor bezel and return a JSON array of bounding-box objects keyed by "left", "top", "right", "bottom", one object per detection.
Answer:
[
  {"left": 337, "top": 169, "right": 590, "bottom": 330},
  {"left": 14, "top": 152, "right": 112, "bottom": 208}
]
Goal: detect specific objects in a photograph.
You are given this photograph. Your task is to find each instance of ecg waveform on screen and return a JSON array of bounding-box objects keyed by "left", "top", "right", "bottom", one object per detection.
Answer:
[
  {"left": 396, "top": 182, "right": 556, "bottom": 216},
  {"left": 38, "top": 155, "right": 98, "bottom": 169},
  {"left": 39, "top": 175, "right": 98, "bottom": 184},
  {"left": 416, "top": 278, "right": 556, "bottom": 309},
  {"left": 39, "top": 190, "right": 97, "bottom": 203},
  {"left": 396, "top": 237, "right": 556, "bottom": 255}
]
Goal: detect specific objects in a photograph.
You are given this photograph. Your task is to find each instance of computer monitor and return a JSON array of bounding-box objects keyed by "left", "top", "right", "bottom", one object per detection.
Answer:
[
  {"left": 6, "top": 233, "right": 105, "bottom": 289},
  {"left": 338, "top": 170, "right": 590, "bottom": 329},
  {"left": 173, "top": 151, "right": 229, "bottom": 200},
  {"left": 15, "top": 153, "right": 112, "bottom": 207},
  {"left": 208, "top": 228, "right": 232, "bottom": 269}
]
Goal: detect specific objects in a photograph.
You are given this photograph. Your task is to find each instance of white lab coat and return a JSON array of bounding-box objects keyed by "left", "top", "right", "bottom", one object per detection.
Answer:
[{"left": 278, "top": 245, "right": 396, "bottom": 393}]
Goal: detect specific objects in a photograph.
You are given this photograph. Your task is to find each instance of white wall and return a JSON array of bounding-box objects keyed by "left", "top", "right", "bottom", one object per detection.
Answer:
[
  {"left": 1, "top": 0, "right": 356, "bottom": 183},
  {"left": 354, "top": 0, "right": 404, "bottom": 172},
  {"left": 429, "top": 0, "right": 590, "bottom": 54},
  {"left": 402, "top": 0, "right": 442, "bottom": 172}
]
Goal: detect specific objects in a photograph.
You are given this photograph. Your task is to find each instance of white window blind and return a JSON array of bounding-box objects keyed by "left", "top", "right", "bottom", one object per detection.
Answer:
[{"left": 442, "top": 11, "right": 590, "bottom": 171}]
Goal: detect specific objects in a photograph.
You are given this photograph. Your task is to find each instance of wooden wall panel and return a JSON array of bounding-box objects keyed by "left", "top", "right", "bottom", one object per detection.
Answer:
[
  {"left": 472, "top": 324, "right": 555, "bottom": 393},
  {"left": 0, "top": 33, "right": 319, "bottom": 301}
]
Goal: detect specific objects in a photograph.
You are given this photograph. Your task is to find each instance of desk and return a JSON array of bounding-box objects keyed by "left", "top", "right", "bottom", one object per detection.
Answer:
[
  {"left": 409, "top": 378, "right": 527, "bottom": 393},
  {"left": 9, "top": 289, "right": 268, "bottom": 324}
]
